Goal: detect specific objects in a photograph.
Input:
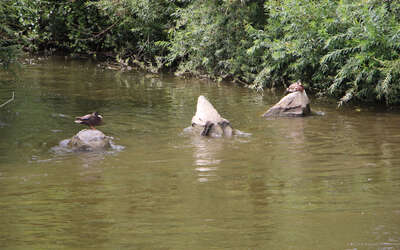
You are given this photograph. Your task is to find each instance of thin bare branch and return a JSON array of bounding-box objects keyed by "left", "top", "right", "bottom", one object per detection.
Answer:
[{"left": 0, "top": 91, "right": 14, "bottom": 108}]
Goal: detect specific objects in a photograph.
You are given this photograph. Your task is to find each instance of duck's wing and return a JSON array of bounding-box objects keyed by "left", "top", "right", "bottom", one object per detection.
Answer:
[{"left": 75, "top": 113, "right": 92, "bottom": 121}]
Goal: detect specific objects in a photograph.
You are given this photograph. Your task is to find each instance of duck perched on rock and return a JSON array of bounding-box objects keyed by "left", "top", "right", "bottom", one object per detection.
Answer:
[
  {"left": 263, "top": 80, "right": 311, "bottom": 117},
  {"left": 285, "top": 80, "right": 305, "bottom": 94},
  {"left": 74, "top": 112, "right": 103, "bottom": 129}
]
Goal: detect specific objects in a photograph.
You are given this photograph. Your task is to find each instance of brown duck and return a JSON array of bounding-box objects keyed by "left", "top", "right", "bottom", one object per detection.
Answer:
[
  {"left": 74, "top": 112, "right": 103, "bottom": 129},
  {"left": 285, "top": 80, "right": 304, "bottom": 94}
]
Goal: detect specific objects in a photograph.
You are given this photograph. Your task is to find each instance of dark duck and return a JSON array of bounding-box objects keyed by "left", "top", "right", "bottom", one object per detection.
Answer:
[{"left": 74, "top": 112, "right": 103, "bottom": 129}]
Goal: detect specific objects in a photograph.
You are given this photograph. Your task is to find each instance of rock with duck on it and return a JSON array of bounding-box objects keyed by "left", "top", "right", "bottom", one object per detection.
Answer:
[
  {"left": 262, "top": 80, "right": 311, "bottom": 117},
  {"left": 68, "top": 129, "right": 111, "bottom": 151}
]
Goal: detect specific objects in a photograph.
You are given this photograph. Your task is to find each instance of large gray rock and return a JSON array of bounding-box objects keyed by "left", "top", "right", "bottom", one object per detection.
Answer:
[
  {"left": 191, "top": 96, "right": 234, "bottom": 137},
  {"left": 69, "top": 129, "right": 111, "bottom": 151},
  {"left": 263, "top": 91, "right": 311, "bottom": 117}
]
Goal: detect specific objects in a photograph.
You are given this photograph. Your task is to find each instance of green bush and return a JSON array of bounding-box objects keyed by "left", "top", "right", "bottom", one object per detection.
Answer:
[
  {"left": 90, "top": 0, "right": 181, "bottom": 67},
  {"left": 247, "top": 0, "right": 338, "bottom": 91},
  {"left": 166, "top": 0, "right": 265, "bottom": 82},
  {"left": 321, "top": 0, "right": 400, "bottom": 105},
  {"left": 0, "top": 0, "right": 102, "bottom": 53},
  {"left": 0, "top": 0, "right": 21, "bottom": 68},
  {"left": 1, "top": 0, "right": 179, "bottom": 67},
  {"left": 248, "top": 0, "right": 400, "bottom": 105}
]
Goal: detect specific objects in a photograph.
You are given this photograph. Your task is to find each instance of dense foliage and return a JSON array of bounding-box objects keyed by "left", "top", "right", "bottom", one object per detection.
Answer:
[
  {"left": 1, "top": 0, "right": 400, "bottom": 105},
  {"left": 166, "top": 0, "right": 266, "bottom": 82}
]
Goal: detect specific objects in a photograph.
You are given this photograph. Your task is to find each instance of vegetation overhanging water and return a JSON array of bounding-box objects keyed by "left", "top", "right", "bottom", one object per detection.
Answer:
[{"left": 1, "top": 0, "right": 400, "bottom": 105}]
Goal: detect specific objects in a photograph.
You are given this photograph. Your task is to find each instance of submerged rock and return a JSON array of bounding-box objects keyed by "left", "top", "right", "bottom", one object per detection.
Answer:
[
  {"left": 263, "top": 82, "right": 311, "bottom": 117},
  {"left": 190, "top": 96, "right": 236, "bottom": 137},
  {"left": 68, "top": 129, "right": 111, "bottom": 151}
]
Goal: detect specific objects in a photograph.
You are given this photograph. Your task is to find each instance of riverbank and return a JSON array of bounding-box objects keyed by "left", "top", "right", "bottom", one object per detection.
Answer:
[{"left": 1, "top": 0, "right": 400, "bottom": 105}]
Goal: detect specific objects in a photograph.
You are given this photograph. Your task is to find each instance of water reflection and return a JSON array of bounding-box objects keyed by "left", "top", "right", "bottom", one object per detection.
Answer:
[
  {"left": 189, "top": 135, "right": 225, "bottom": 183},
  {"left": 192, "top": 138, "right": 223, "bottom": 166},
  {"left": 277, "top": 117, "right": 306, "bottom": 145},
  {"left": 195, "top": 165, "right": 218, "bottom": 183}
]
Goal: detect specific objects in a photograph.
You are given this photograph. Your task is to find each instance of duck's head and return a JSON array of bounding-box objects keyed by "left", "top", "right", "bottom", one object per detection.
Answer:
[
  {"left": 93, "top": 112, "right": 103, "bottom": 119},
  {"left": 285, "top": 80, "right": 304, "bottom": 94}
]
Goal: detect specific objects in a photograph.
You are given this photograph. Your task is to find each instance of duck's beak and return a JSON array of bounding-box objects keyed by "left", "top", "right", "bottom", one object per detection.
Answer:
[{"left": 98, "top": 115, "right": 103, "bottom": 119}]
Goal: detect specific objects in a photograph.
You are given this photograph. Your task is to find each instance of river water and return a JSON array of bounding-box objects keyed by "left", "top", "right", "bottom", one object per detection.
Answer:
[{"left": 1, "top": 57, "right": 400, "bottom": 249}]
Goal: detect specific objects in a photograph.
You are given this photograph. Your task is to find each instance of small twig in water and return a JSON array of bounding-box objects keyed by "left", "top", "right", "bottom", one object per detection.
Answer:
[{"left": 0, "top": 91, "right": 15, "bottom": 108}]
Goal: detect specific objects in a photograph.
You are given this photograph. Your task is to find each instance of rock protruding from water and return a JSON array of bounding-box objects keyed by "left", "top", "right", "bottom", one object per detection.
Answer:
[
  {"left": 191, "top": 96, "right": 234, "bottom": 137},
  {"left": 263, "top": 91, "right": 311, "bottom": 117},
  {"left": 69, "top": 129, "right": 111, "bottom": 151}
]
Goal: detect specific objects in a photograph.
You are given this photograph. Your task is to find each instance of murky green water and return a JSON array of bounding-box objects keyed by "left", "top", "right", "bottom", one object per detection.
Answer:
[{"left": 1, "top": 57, "right": 400, "bottom": 249}]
